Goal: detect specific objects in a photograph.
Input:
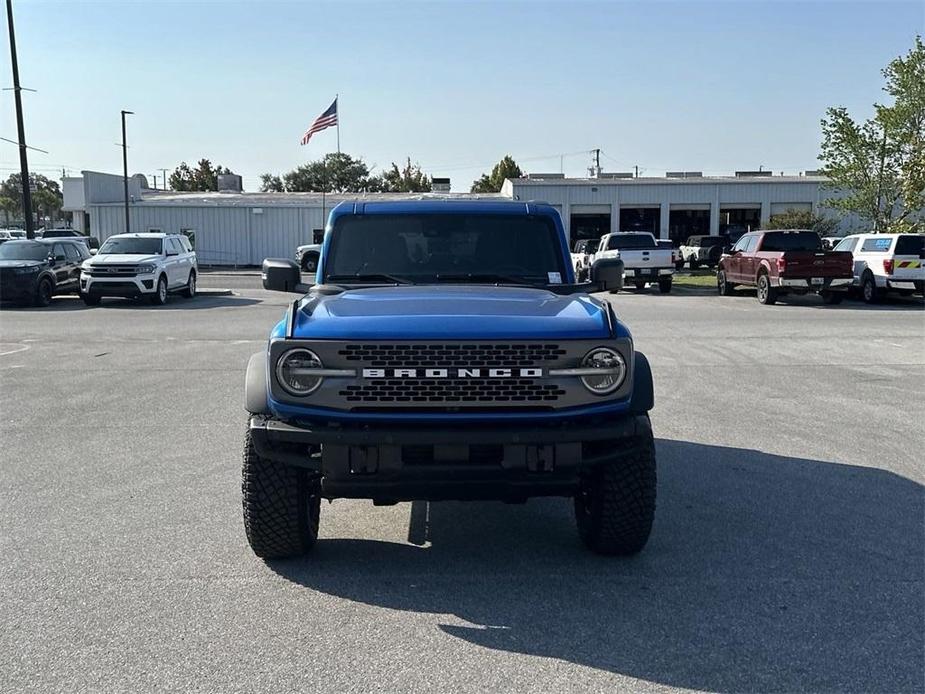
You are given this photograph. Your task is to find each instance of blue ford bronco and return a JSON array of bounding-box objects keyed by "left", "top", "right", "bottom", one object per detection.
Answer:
[{"left": 244, "top": 200, "right": 656, "bottom": 558}]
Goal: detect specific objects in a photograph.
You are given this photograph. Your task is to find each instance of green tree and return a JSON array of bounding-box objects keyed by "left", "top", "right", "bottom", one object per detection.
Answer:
[
  {"left": 281, "top": 153, "right": 377, "bottom": 193},
  {"left": 819, "top": 36, "right": 925, "bottom": 232},
  {"left": 470, "top": 155, "right": 524, "bottom": 193},
  {"left": 259, "top": 173, "right": 284, "bottom": 192},
  {"left": 0, "top": 195, "right": 17, "bottom": 225},
  {"left": 168, "top": 159, "right": 234, "bottom": 191},
  {"left": 765, "top": 208, "right": 839, "bottom": 236},
  {"left": 0, "top": 173, "right": 63, "bottom": 224},
  {"left": 376, "top": 158, "right": 432, "bottom": 193}
]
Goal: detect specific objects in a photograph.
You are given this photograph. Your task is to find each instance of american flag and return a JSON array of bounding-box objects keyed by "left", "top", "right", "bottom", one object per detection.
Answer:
[{"left": 300, "top": 98, "right": 338, "bottom": 146}]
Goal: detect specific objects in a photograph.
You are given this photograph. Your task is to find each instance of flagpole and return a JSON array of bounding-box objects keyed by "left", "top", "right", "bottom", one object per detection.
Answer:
[{"left": 336, "top": 93, "right": 340, "bottom": 155}]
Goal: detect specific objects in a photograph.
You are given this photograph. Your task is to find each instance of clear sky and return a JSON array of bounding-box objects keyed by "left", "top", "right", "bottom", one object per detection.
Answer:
[{"left": 2, "top": 0, "right": 922, "bottom": 191}]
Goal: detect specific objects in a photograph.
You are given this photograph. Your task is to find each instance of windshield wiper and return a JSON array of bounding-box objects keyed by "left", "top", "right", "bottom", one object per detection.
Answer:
[
  {"left": 326, "top": 273, "right": 414, "bottom": 285},
  {"left": 434, "top": 273, "right": 541, "bottom": 285}
]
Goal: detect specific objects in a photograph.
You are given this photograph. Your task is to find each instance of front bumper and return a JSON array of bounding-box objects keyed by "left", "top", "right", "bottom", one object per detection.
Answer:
[
  {"left": 0, "top": 273, "right": 39, "bottom": 301},
  {"left": 80, "top": 273, "right": 156, "bottom": 296},
  {"left": 249, "top": 412, "right": 651, "bottom": 502},
  {"left": 778, "top": 277, "right": 852, "bottom": 290}
]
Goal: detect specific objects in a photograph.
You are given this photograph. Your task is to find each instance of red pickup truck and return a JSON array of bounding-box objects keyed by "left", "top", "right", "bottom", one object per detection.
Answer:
[{"left": 717, "top": 230, "right": 854, "bottom": 305}]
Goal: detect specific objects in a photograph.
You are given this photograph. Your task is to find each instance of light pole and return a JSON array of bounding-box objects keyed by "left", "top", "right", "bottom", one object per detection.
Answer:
[
  {"left": 121, "top": 109, "right": 133, "bottom": 233},
  {"left": 6, "top": 0, "right": 34, "bottom": 238}
]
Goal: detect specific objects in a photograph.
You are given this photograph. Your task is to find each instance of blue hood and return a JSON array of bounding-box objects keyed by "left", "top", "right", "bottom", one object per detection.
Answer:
[{"left": 289, "top": 285, "right": 613, "bottom": 340}]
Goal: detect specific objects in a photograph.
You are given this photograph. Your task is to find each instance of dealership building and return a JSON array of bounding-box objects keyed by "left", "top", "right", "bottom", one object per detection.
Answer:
[{"left": 63, "top": 169, "right": 848, "bottom": 265}]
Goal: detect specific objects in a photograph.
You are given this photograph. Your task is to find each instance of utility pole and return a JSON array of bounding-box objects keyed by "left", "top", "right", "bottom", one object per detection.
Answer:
[
  {"left": 6, "top": 0, "right": 35, "bottom": 238},
  {"left": 875, "top": 128, "right": 888, "bottom": 233},
  {"left": 589, "top": 148, "right": 601, "bottom": 178},
  {"left": 121, "top": 110, "right": 133, "bottom": 233},
  {"left": 634, "top": 165, "right": 639, "bottom": 179},
  {"left": 151, "top": 173, "right": 157, "bottom": 190},
  {"left": 160, "top": 168, "right": 169, "bottom": 190}
]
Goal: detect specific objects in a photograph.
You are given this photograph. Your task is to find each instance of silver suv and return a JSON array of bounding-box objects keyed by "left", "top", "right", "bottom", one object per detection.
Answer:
[{"left": 79, "top": 233, "right": 197, "bottom": 305}]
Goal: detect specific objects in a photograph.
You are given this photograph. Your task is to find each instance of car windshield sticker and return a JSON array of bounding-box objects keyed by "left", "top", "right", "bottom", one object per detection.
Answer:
[{"left": 548, "top": 271, "right": 562, "bottom": 284}]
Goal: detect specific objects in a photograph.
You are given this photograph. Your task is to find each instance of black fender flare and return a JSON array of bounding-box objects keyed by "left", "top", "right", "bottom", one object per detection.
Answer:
[
  {"left": 245, "top": 351, "right": 269, "bottom": 414},
  {"left": 629, "top": 351, "right": 654, "bottom": 415}
]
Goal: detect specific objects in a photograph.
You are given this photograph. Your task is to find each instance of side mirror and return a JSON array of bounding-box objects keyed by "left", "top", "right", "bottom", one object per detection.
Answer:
[
  {"left": 89, "top": 248, "right": 98, "bottom": 256},
  {"left": 590, "top": 257, "right": 624, "bottom": 292},
  {"left": 263, "top": 258, "right": 313, "bottom": 293}
]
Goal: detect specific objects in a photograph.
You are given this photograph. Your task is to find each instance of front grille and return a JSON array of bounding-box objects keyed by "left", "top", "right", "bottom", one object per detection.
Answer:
[
  {"left": 88, "top": 265, "right": 139, "bottom": 277},
  {"left": 340, "top": 378, "right": 565, "bottom": 403},
  {"left": 338, "top": 343, "right": 566, "bottom": 368}
]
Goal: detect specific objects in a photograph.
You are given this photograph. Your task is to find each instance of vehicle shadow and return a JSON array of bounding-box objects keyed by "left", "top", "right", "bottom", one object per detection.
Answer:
[
  {"left": 0, "top": 294, "right": 261, "bottom": 311},
  {"left": 267, "top": 440, "right": 924, "bottom": 693}
]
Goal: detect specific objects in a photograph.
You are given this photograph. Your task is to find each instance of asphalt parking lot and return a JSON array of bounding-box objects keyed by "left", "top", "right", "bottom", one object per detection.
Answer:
[{"left": 1, "top": 276, "right": 923, "bottom": 693}]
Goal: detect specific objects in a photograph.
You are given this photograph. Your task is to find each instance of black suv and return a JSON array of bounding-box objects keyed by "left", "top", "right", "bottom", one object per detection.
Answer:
[
  {"left": 0, "top": 239, "right": 90, "bottom": 307},
  {"left": 41, "top": 228, "right": 100, "bottom": 250}
]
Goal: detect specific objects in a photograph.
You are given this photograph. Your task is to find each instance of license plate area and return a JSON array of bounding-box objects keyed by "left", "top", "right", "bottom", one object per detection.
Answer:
[{"left": 811, "top": 277, "right": 824, "bottom": 286}]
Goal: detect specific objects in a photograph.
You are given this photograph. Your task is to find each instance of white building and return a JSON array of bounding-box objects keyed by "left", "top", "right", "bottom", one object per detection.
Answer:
[{"left": 64, "top": 169, "right": 851, "bottom": 265}]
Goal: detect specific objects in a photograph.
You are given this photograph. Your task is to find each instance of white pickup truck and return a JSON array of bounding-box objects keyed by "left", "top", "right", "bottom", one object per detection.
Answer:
[
  {"left": 596, "top": 232, "right": 674, "bottom": 293},
  {"left": 570, "top": 238, "right": 600, "bottom": 282}
]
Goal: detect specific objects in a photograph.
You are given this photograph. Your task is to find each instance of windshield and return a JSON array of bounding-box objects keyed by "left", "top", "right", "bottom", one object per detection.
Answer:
[
  {"left": 99, "top": 237, "right": 162, "bottom": 255},
  {"left": 607, "top": 234, "right": 657, "bottom": 250},
  {"left": 324, "top": 214, "right": 566, "bottom": 284},
  {"left": 759, "top": 231, "right": 821, "bottom": 252},
  {"left": 0, "top": 241, "right": 48, "bottom": 260}
]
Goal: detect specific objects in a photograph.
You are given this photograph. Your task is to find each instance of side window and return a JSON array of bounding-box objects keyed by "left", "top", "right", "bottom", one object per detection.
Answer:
[
  {"left": 167, "top": 238, "right": 182, "bottom": 254},
  {"left": 179, "top": 237, "right": 192, "bottom": 252},
  {"left": 860, "top": 237, "right": 893, "bottom": 253},
  {"left": 744, "top": 236, "right": 759, "bottom": 253},
  {"left": 732, "top": 235, "right": 750, "bottom": 252},
  {"left": 53, "top": 243, "right": 67, "bottom": 259},
  {"left": 64, "top": 244, "right": 81, "bottom": 261},
  {"left": 834, "top": 237, "right": 857, "bottom": 253}
]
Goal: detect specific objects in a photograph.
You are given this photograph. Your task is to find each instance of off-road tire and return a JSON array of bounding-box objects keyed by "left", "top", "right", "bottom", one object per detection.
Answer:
[
  {"left": 574, "top": 421, "right": 657, "bottom": 556},
  {"left": 821, "top": 290, "right": 843, "bottom": 305},
  {"left": 689, "top": 257, "right": 700, "bottom": 270},
  {"left": 181, "top": 271, "right": 196, "bottom": 298},
  {"left": 81, "top": 293, "right": 101, "bottom": 306},
  {"left": 861, "top": 273, "right": 881, "bottom": 304},
  {"left": 242, "top": 428, "right": 320, "bottom": 559},
  {"left": 756, "top": 272, "right": 777, "bottom": 305},
  {"left": 634, "top": 280, "right": 647, "bottom": 290},
  {"left": 657, "top": 277, "right": 672, "bottom": 294},
  {"left": 33, "top": 277, "right": 53, "bottom": 307},
  {"left": 150, "top": 275, "right": 168, "bottom": 305},
  {"left": 717, "top": 270, "right": 735, "bottom": 296}
]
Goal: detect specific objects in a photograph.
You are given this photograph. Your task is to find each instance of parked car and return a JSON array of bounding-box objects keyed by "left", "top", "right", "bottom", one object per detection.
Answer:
[
  {"left": 596, "top": 231, "right": 674, "bottom": 292},
  {"left": 833, "top": 233, "right": 925, "bottom": 302},
  {"left": 295, "top": 243, "right": 322, "bottom": 273},
  {"left": 570, "top": 238, "right": 600, "bottom": 282},
  {"left": 0, "top": 238, "right": 90, "bottom": 306},
  {"left": 79, "top": 232, "right": 197, "bottom": 305},
  {"left": 247, "top": 200, "right": 647, "bottom": 560},
  {"left": 0, "top": 231, "right": 11, "bottom": 244},
  {"left": 717, "top": 229, "right": 853, "bottom": 305},
  {"left": 41, "top": 228, "right": 100, "bottom": 250},
  {"left": 678, "top": 235, "right": 726, "bottom": 269}
]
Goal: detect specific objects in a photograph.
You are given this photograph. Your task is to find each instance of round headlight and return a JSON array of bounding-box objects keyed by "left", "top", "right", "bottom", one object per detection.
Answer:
[
  {"left": 276, "top": 348, "right": 324, "bottom": 396},
  {"left": 580, "top": 347, "right": 626, "bottom": 395}
]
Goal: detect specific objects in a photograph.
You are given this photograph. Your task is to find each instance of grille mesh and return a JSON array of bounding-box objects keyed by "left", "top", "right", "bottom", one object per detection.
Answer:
[
  {"left": 340, "top": 378, "right": 564, "bottom": 403},
  {"left": 338, "top": 343, "right": 566, "bottom": 368}
]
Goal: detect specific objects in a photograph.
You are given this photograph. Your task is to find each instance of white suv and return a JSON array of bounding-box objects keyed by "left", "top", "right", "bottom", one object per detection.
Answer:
[
  {"left": 80, "top": 233, "right": 198, "bottom": 305},
  {"left": 833, "top": 233, "right": 924, "bottom": 302}
]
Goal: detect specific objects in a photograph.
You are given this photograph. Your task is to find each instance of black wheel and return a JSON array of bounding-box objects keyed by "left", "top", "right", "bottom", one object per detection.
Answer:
[
  {"left": 821, "top": 290, "right": 843, "bottom": 305},
  {"left": 689, "top": 257, "right": 700, "bottom": 270},
  {"left": 242, "top": 427, "right": 320, "bottom": 559},
  {"left": 150, "top": 275, "right": 168, "bottom": 305},
  {"left": 717, "top": 270, "right": 735, "bottom": 296},
  {"left": 634, "top": 279, "right": 647, "bottom": 290},
  {"left": 674, "top": 259, "right": 685, "bottom": 270},
  {"left": 33, "top": 277, "right": 53, "bottom": 307},
  {"left": 756, "top": 272, "right": 777, "bottom": 305},
  {"left": 657, "top": 277, "right": 672, "bottom": 294},
  {"left": 575, "top": 419, "right": 657, "bottom": 555},
  {"left": 861, "top": 273, "right": 880, "bottom": 304},
  {"left": 301, "top": 253, "right": 319, "bottom": 274},
  {"left": 81, "top": 293, "right": 101, "bottom": 306}
]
